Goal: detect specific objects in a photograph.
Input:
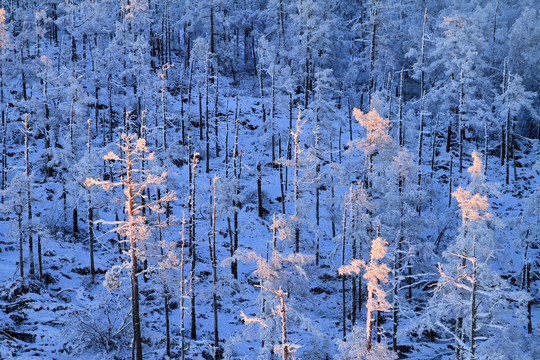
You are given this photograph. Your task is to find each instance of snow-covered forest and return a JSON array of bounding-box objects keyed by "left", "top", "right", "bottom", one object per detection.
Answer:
[{"left": 0, "top": 0, "right": 538, "bottom": 359}]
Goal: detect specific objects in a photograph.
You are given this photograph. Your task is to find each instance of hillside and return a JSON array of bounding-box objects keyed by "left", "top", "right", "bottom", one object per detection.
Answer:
[{"left": 0, "top": 1, "right": 538, "bottom": 359}]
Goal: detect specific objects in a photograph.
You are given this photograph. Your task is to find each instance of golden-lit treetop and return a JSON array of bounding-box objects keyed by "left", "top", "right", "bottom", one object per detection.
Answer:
[{"left": 452, "top": 187, "right": 490, "bottom": 223}]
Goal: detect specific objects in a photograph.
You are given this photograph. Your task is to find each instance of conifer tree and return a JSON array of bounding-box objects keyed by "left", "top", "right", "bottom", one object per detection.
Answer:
[
  {"left": 85, "top": 133, "right": 176, "bottom": 360},
  {"left": 424, "top": 151, "right": 530, "bottom": 360},
  {"left": 339, "top": 236, "right": 392, "bottom": 352}
]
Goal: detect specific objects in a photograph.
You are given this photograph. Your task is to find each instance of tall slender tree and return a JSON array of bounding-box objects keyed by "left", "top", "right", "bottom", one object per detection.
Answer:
[{"left": 85, "top": 133, "right": 176, "bottom": 360}]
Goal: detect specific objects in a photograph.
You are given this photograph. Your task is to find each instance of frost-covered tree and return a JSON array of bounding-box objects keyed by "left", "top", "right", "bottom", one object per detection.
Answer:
[
  {"left": 85, "top": 133, "right": 176, "bottom": 360},
  {"left": 424, "top": 151, "right": 530, "bottom": 360},
  {"left": 347, "top": 108, "right": 426, "bottom": 313},
  {"left": 427, "top": 14, "right": 491, "bottom": 173},
  {"left": 522, "top": 159, "right": 540, "bottom": 335},
  {"left": 226, "top": 214, "right": 317, "bottom": 359},
  {"left": 509, "top": 5, "right": 540, "bottom": 126},
  {"left": 494, "top": 67, "right": 537, "bottom": 184},
  {"left": 339, "top": 236, "right": 393, "bottom": 354}
]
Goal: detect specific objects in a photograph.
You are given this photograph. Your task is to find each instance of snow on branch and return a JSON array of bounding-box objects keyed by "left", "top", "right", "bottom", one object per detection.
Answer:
[
  {"left": 240, "top": 310, "right": 267, "bottom": 328},
  {"left": 452, "top": 187, "right": 491, "bottom": 222}
]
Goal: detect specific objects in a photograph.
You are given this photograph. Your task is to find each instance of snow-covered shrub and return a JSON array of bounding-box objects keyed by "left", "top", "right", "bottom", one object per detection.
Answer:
[
  {"left": 334, "top": 326, "right": 397, "bottom": 360},
  {"left": 103, "top": 264, "right": 125, "bottom": 292},
  {"left": 64, "top": 293, "right": 131, "bottom": 357}
]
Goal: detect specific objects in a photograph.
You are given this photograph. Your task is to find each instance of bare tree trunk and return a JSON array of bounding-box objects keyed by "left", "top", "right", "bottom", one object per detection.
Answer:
[
  {"left": 190, "top": 152, "right": 199, "bottom": 340},
  {"left": 292, "top": 108, "right": 305, "bottom": 253},
  {"left": 330, "top": 139, "right": 336, "bottom": 239},
  {"left": 210, "top": 3, "right": 215, "bottom": 71},
  {"left": 368, "top": 3, "right": 378, "bottom": 108},
  {"left": 315, "top": 131, "right": 321, "bottom": 266},
  {"left": 348, "top": 97, "right": 353, "bottom": 142},
  {"left": 164, "top": 288, "right": 170, "bottom": 358},
  {"left": 505, "top": 102, "right": 510, "bottom": 185},
  {"left": 500, "top": 59, "right": 507, "bottom": 167},
  {"left": 0, "top": 48, "right": 6, "bottom": 201},
  {"left": 278, "top": 287, "right": 289, "bottom": 360},
  {"left": 233, "top": 153, "right": 242, "bottom": 276},
  {"left": 180, "top": 216, "right": 187, "bottom": 360},
  {"left": 449, "top": 155, "right": 453, "bottom": 208},
  {"left": 231, "top": 118, "right": 240, "bottom": 278},
  {"left": 205, "top": 57, "right": 210, "bottom": 173},
  {"left": 180, "top": 68, "right": 186, "bottom": 145},
  {"left": 484, "top": 116, "right": 489, "bottom": 176},
  {"left": 271, "top": 66, "right": 276, "bottom": 163},
  {"left": 350, "top": 190, "right": 358, "bottom": 324},
  {"left": 257, "top": 163, "right": 263, "bottom": 219},
  {"left": 417, "top": 9, "right": 427, "bottom": 212},
  {"left": 366, "top": 289, "right": 374, "bottom": 352},
  {"left": 286, "top": 93, "right": 293, "bottom": 193},
  {"left": 1, "top": 99, "right": 6, "bottom": 204},
  {"left": 392, "top": 239, "right": 399, "bottom": 352},
  {"left": 376, "top": 311, "right": 381, "bottom": 344},
  {"left": 458, "top": 68, "right": 465, "bottom": 174},
  {"left": 304, "top": 40, "right": 311, "bottom": 109},
  {"left": 527, "top": 259, "right": 532, "bottom": 334},
  {"left": 24, "top": 115, "right": 34, "bottom": 276},
  {"left": 224, "top": 96, "right": 230, "bottom": 172},
  {"left": 470, "top": 236, "right": 477, "bottom": 360},
  {"left": 399, "top": 70, "right": 404, "bottom": 147},
  {"left": 36, "top": 234, "right": 42, "bottom": 279},
  {"left": 70, "top": 98, "right": 78, "bottom": 237},
  {"left": 108, "top": 74, "right": 113, "bottom": 144},
  {"left": 87, "top": 118, "right": 95, "bottom": 278},
  {"left": 279, "top": 134, "right": 286, "bottom": 214},
  {"left": 16, "top": 205, "right": 23, "bottom": 279},
  {"left": 211, "top": 175, "right": 220, "bottom": 360},
  {"left": 341, "top": 192, "right": 348, "bottom": 340},
  {"left": 431, "top": 114, "right": 439, "bottom": 179},
  {"left": 214, "top": 75, "right": 220, "bottom": 157},
  {"left": 160, "top": 63, "right": 172, "bottom": 153},
  {"left": 512, "top": 116, "right": 517, "bottom": 182},
  {"left": 199, "top": 90, "right": 203, "bottom": 141},
  {"left": 125, "top": 141, "right": 143, "bottom": 360},
  {"left": 257, "top": 62, "right": 266, "bottom": 127}
]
